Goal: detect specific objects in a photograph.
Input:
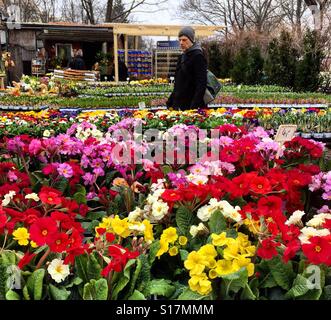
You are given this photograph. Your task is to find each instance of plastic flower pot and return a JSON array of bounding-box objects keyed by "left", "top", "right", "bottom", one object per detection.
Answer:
[
  {"left": 313, "top": 133, "right": 324, "bottom": 139},
  {"left": 301, "top": 133, "right": 312, "bottom": 138}
]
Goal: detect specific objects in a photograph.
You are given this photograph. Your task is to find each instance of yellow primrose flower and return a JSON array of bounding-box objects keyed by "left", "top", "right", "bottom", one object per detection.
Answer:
[
  {"left": 198, "top": 244, "right": 218, "bottom": 259},
  {"left": 223, "top": 241, "right": 240, "bottom": 260},
  {"left": 243, "top": 218, "right": 261, "bottom": 234},
  {"left": 208, "top": 268, "right": 218, "bottom": 279},
  {"left": 156, "top": 239, "right": 169, "bottom": 258},
  {"left": 13, "top": 227, "right": 30, "bottom": 246},
  {"left": 184, "top": 251, "right": 207, "bottom": 276},
  {"left": 188, "top": 273, "right": 212, "bottom": 296},
  {"left": 178, "top": 236, "right": 188, "bottom": 246},
  {"left": 232, "top": 255, "right": 251, "bottom": 268},
  {"left": 110, "top": 215, "right": 131, "bottom": 238},
  {"left": 30, "top": 241, "right": 38, "bottom": 248},
  {"left": 244, "top": 245, "right": 256, "bottom": 257},
  {"left": 211, "top": 232, "right": 228, "bottom": 247},
  {"left": 169, "top": 246, "right": 179, "bottom": 256},
  {"left": 247, "top": 263, "right": 255, "bottom": 277},
  {"left": 95, "top": 217, "right": 112, "bottom": 236},
  {"left": 215, "top": 259, "right": 240, "bottom": 276},
  {"left": 142, "top": 220, "right": 154, "bottom": 242},
  {"left": 161, "top": 227, "right": 178, "bottom": 244}
]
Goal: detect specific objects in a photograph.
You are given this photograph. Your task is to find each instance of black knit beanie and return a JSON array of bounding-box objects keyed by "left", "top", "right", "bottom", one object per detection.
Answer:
[{"left": 178, "top": 26, "right": 195, "bottom": 43}]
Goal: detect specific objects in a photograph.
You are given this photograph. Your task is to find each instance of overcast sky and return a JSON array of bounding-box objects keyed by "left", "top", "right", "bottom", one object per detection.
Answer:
[
  {"left": 132, "top": 0, "right": 184, "bottom": 25},
  {"left": 130, "top": 0, "right": 190, "bottom": 42}
]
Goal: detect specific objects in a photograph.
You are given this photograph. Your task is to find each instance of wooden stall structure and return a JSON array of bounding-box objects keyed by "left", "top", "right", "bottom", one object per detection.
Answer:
[{"left": 106, "top": 23, "right": 225, "bottom": 83}]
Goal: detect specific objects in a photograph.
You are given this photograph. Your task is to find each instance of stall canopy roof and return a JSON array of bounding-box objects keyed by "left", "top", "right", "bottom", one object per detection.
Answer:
[
  {"left": 105, "top": 23, "right": 225, "bottom": 37},
  {"left": 6, "top": 22, "right": 113, "bottom": 42}
]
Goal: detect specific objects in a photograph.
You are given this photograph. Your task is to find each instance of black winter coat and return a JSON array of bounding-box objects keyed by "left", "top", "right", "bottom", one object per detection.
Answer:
[{"left": 166, "top": 45, "right": 207, "bottom": 110}]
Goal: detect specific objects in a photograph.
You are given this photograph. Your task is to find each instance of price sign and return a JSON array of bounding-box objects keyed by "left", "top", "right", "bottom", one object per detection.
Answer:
[{"left": 274, "top": 125, "right": 297, "bottom": 143}]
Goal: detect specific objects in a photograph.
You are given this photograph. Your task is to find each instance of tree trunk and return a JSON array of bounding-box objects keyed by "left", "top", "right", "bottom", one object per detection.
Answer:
[{"left": 105, "top": 0, "right": 114, "bottom": 22}]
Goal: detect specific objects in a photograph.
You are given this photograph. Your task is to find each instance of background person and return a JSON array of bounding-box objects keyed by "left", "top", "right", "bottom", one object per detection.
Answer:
[
  {"left": 166, "top": 26, "right": 207, "bottom": 110},
  {"left": 69, "top": 49, "right": 86, "bottom": 70}
]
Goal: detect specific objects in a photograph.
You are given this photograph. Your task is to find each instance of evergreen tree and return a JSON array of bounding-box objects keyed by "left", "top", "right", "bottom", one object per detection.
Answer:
[
  {"left": 294, "top": 30, "right": 324, "bottom": 92},
  {"left": 219, "top": 47, "right": 233, "bottom": 79},
  {"left": 246, "top": 46, "right": 264, "bottom": 84},
  {"left": 264, "top": 38, "right": 282, "bottom": 85},
  {"left": 278, "top": 31, "right": 298, "bottom": 88},
  {"left": 207, "top": 42, "right": 222, "bottom": 77},
  {"left": 231, "top": 45, "right": 250, "bottom": 84}
]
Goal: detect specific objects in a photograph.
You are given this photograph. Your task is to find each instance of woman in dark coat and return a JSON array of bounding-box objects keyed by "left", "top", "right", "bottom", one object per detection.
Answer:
[{"left": 166, "top": 26, "right": 207, "bottom": 110}]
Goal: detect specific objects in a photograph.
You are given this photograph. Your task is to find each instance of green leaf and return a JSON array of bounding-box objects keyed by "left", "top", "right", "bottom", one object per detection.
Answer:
[
  {"left": 136, "top": 255, "right": 151, "bottom": 293},
  {"left": 111, "top": 259, "right": 136, "bottom": 300},
  {"left": 0, "top": 264, "right": 9, "bottom": 300},
  {"left": 53, "top": 177, "right": 68, "bottom": 193},
  {"left": 285, "top": 274, "right": 309, "bottom": 299},
  {"left": 208, "top": 210, "right": 227, "bottom": 234},
  {"left": 126, "top": 255, "right": 143, "bottom": 298},
  {"left": 176, "top": 206, "right": 197, "bottom": 236},
  {"left": 260, "top": 272, "right": 277, "bottom": 288},
  {"left": 127, "top": 290, "right": 146, "bottom": 300},
  {"left": 65, "top": 277, "right": 83, "bottom": 289},
  {"left": 5, "top": 290, "right": 20, "bottom": 300},
  {"left": 179, "top": 249, "right": 189, "bottom": 261},
  {"left": 73, "top": 192, "right": 86, "bottom": 204},
  {"left": 322, "top": 285, "right": 331, "bottom": 300},
  {"left": 26, "top": 269, "right": 45, "bottom": 300},
  {"left": 86, "top": 211, "right": 107, "bottom": 220},
  {"left": 87, "top": 252, "right": 102, "bottom": 281},
  {"left": 145, "top": 279, "right": 175, "bottom": 298},
  {"left": 177, "top": 288, "right": 209, "bottom": 300},
  {"left": 75, "top": 254, "right": 88, "bottom": 284},
  {"left": 23, "top": 286, "right": 30, "bottom": 300},
  {"left": 83, "top": 279, "right": 108, "bottom": 300},
  {"left": 222, "top": 268, "right": 248, "bottom": 296},
  {"left": 267, "top": 256, "right": 295, "bottom": 291},
  {"left": 0, "top": 251, "right": 17, "bottom": 265},
  {"left": 49, "top": 284, "right": 71, "bottom": 300},
  {"left": 240, "top": 283, "right": 257, "bottom": 300},
  {"left": 148, "top": 240, "right": 160, "bottom": 265}
]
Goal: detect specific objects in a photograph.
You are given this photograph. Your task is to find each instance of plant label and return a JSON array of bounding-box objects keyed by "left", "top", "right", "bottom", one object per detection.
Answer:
[
  {"left": 138, "top": 101, "right": 146, "bottom": 109},
  {"left": 274, "top": 125, "right": 297, "bottom": 143}
]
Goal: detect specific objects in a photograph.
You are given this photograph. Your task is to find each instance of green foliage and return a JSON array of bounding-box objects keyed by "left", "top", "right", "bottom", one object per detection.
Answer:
[
  {"left": 111, "top": 259, "right": 136, "bottom": 300},
  {"left": 177, "top": 287, "right": 210, "bottom": 300},
  {"left": 294, "top": 30, "right": 324, "bottom": 92},
  {"left": 231, "top": 41, "right": 264, "bottom": 85},
  {"left": 267, "top": 256, "right": 295, "bottom": 291},
  {"left": 49, "top": 284, "right": 71, "bottom": 300},
  {"left": 221, "top": 268, "right": 249, "bottom": 299},
  {"left": 205, "top": 41, "right": 233, "bottom": 78},
  {"left": 208, "top": 210, "right": 227, "bottom": 234},
  {"left": 144, "top": 279, "right": 175, "bottom": 298},
  {"left": 83, "top": 278, "right": 108, "bottom": 300},
  {"left": 127, "top": 290, "right": 146, "bottom": 300},
  {"left": 5, "top": 290, "right": 20, "bottom": 300},
  {"left": 231, "top": 45, "right": 249, "bottom": 84},
  {"left": 264, "top": 31, "right": 298, "bottom": 88},
  {"left": 176, "top": 206, "right": 198, "bottom": 236},
  {"left": 25, "top": 269, "right": 45, "bottom": 300}
]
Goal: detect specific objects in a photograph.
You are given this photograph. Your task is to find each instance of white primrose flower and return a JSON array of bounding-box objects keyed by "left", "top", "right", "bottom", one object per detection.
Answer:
[
  {"left": 25, "top": 193, "right": 40, "bottom": 202},
  {"left": 47, "top": 259, "right": 70, "bottom": 283},
  {"left": 190, "top": 223, "right": 208, "bottom": 238},
  {"left": 285, "top": 210, "right": 306, "bottom": 226},
  {"left": 299, "top": 227, "right": 330, "bottom": 244},
  {"left": 2, "top": 191, "right": 16, "bottom": 207},
  {"left": 306, "top": 213, "right": 331, "bottom": 228},
  {"left": 151, "top": 200, "right": 169, "bottom": 221}
]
